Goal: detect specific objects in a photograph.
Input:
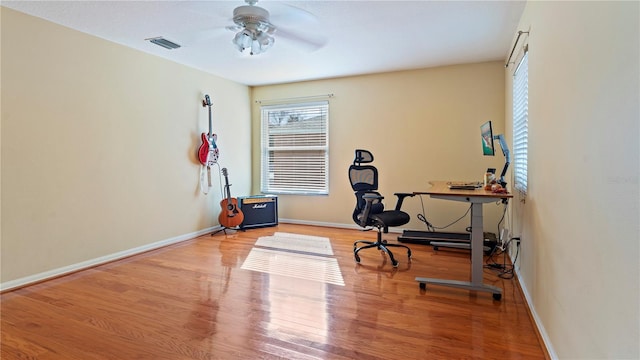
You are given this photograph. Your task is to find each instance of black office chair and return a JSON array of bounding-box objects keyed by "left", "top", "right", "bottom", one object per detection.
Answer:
[{"left": 349, "top": 149, "right": 414, "bottom": 267}]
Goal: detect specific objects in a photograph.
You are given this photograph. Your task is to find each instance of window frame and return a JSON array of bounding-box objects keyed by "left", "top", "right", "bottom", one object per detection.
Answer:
[
  {"left": 260, "top": 101, "right": 329, "bottom": 195},
  {"left": 512, "top": 52, "right": 529, "bottom": 194}
]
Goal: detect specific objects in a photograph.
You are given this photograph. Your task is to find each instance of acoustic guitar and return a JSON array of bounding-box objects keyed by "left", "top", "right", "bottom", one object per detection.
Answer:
[{"left": 218, "top": 168, "right": 244, "bottom": 228}]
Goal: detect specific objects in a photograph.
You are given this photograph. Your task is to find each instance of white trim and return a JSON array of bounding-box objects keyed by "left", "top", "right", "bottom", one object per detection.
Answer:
[
  {"left": 0, "top": 226, "right": 221, "bottom": 292},
  {"left": 512, "top": 255, "right": 558, "bottom": 360}
]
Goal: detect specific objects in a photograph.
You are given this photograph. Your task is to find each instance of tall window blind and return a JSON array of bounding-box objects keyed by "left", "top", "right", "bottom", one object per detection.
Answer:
[
  {"left": 512, "top": 52, "right": 529, "bottom": 194},
  {"left": 261, "top": 101, "right": 329, "bottom": 195}
]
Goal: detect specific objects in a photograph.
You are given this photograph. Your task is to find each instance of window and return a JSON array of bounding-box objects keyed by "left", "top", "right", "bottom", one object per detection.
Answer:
[
  {"left": 261, "top": 101, "right": 329, "bottom": 195},
  {"left": 512, "top": 52, "right": 529, "bottom": 194}
]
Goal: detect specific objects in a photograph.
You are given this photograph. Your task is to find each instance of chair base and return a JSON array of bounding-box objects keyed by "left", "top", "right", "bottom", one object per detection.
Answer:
[{"left": 354, "top": 230, "right": 411, "bottom": 267}]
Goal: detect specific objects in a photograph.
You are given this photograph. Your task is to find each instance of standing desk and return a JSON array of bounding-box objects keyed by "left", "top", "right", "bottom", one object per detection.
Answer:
[{"left": 414, "top": 181, "right": 512, "bottom": 300}]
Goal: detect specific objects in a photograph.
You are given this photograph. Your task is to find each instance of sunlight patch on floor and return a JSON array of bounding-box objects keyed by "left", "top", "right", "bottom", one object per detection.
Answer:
[
  {"left": 254, "top": 232, "right": 334, "bottom": 256},
  {"left": 242, "top": 234, "right": 345, "bottom": 286}
]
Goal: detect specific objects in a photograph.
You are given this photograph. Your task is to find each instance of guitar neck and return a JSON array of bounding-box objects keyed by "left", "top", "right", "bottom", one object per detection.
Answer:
[
  {"left": 222, "top": 168, "right": 232, "bottom": 201},
  {"left": 208, "top": 106, "right": 213, "bottom": 137}
]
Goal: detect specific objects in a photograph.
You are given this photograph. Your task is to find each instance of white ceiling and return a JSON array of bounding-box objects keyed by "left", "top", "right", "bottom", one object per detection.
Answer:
[{"left": 2, "top": 0, "right": 526, "bottom": 86}]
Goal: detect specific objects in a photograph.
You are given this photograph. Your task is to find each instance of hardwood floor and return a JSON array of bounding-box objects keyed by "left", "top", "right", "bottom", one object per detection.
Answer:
[{"left": 1, "top": 224, "right": 548, "bottom": 359}]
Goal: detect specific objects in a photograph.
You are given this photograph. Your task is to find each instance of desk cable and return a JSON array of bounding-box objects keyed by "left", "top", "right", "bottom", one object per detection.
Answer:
[
  {"left": 496, "top": 201, "right": 508, "bottom": 249},
  {"left": 483, "top": 202, "right": 519, "bottom": 278},
  {"left": 484, "top": 233, "right": 520, "bottom": 279},
  {"left": 416, "top": 195, "right": 471, "bottom": 231},
  {"left": 484, "top": 236, "right": 520, "bottom": 279}
]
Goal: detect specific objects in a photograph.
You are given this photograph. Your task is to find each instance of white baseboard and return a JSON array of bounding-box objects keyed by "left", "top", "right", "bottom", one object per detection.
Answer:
[
  {"left": 511, "top": 255, "right": 558, "bottom": 360},
  {"left": 0, "top": 226, "right": 220, "bottom": 292}
]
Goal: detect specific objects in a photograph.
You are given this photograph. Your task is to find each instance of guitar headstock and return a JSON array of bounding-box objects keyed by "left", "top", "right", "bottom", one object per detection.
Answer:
[{"left": 202, "top": 94, "right": 212, "bottom": 107}]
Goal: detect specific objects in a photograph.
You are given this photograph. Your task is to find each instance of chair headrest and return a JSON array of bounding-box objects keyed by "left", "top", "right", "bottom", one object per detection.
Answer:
[{"left": 354, "top": 149, "right": 374, "bottom": 165}]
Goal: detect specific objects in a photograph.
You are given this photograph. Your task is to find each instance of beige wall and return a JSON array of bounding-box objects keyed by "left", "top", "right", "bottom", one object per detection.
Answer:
[
  {"left": 1, "top": 8, "right": 252, "bottom": 285},
  {"left": 251, "top": 62, "right": 507, "bottom": 233},
  {"left": 505, "top": 1, "right": 639, "bottom": 358}
]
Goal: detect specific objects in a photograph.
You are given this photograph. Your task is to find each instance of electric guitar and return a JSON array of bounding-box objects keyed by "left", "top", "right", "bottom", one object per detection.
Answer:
[
  {"left": 218, "top": 168, "right": 244, "bottom": 228},
  {"left": 198, "top": 94, "right": 219, "bottom": 166}
]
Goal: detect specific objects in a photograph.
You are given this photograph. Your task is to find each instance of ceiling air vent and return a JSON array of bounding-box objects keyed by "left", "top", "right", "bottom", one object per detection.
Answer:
[{"left": 146, "top": 37, "right": 181, "bottom": 50}]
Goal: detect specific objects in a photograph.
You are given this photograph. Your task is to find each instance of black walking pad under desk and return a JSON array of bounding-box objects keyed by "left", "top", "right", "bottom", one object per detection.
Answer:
[
  {"left": 398, "top": 230, "right": 469, "bottom": 244},
  {"left": 398, "top": 230, "right": 498, "bottom": 253}
]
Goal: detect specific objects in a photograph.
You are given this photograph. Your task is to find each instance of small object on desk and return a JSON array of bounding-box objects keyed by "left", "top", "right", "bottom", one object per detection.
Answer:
[
  {"left": 484, "top": 170, "right": 496, "bottom": 186},
  {"left": 490, "top": 183, "right": 508, "bottom": 194}
]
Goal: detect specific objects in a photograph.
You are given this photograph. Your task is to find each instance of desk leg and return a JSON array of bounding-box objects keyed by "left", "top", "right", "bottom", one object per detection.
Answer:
[
  {"left": 416, "top": 202, "right": 503, "bottom": 300},
  {"left": 470, "top": 202, "right": 484, "bottom": 285}
]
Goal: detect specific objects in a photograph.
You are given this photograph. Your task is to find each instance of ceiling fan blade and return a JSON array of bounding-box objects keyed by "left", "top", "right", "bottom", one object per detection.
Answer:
[
  {"left": 268, "top": 3, "right": 321, "bottom": 28},
  {"left": 184, "top": 1, "right": 233, "bottom": 22},
  {"left": 175, "top": 1, "right": 237, "bottom": 46},
  {"left": 276, "top": 27, "right": 328, "bottom": 51}
]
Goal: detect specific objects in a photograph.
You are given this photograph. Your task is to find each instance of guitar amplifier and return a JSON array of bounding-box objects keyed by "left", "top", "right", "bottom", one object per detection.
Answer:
[{"left": 238, "top": 195, "right": 278, "bottom": 230}]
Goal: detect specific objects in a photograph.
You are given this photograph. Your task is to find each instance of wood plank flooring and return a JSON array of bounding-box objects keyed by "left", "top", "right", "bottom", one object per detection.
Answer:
[{"left": 1, "top": 224, "right": 548, "bottom": 359}]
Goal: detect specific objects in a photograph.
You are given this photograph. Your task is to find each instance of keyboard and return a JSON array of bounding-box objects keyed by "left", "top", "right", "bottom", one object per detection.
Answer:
[{"left": 447, "top": 181, "right": 482, "bottom": 190}]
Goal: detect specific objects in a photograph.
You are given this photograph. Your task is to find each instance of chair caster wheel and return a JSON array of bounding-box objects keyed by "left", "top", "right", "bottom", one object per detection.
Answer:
[
  {"left": 433, "top": 246, "right": 439, "bottom": 251},
  {"left": 493, "top": 293, "right": 502, "bottom": 300},
  {"left": 419, "top": 283, "right": 426, "bottom": 290},
  {"left": 354, "top": 255, "right": 361, "bottom": 263},
  {"left": 392, "top": 261, "right": 399, "bottom": 267}
]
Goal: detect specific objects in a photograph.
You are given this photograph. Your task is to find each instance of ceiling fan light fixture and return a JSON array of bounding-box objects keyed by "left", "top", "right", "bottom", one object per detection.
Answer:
[
  {"left": 256, "top": 31, "right": 274, "bottom": 49},
  {"left": 233, "top": 29, "right": 254, "bottom": 51},
  {"left": 250, "top": 39, "right": 262, "bottom": 55},
  {"left": 230, "top": 1, "right": 277, "bottom": 55},
  {"left": 232, "top": 28, "right": 274, "bottom": 55}
]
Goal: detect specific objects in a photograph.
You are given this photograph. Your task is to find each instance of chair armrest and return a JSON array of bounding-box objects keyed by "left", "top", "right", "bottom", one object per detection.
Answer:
[
  {"left": 359, "top": 193, "right": 382, "bottom": 227},
  {"left": 363, "top": 193, "right": 383, "bottom": 201},
  {"left": 393, "top": 192, "right": 415, "bottom": 211}
]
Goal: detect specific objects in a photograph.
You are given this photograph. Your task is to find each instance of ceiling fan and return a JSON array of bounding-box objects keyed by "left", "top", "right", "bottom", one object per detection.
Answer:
[{"left": 225, "top": 0, "right": 326, "bottom": 55}]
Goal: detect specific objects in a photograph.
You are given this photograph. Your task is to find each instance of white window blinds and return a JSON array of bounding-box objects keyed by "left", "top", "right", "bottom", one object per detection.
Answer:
[
  {"left": 512, "top": 53, "right": 529, "bottom": 194},
  {"left": 261, "top": 101, "right": 329, "bottom": 195}
]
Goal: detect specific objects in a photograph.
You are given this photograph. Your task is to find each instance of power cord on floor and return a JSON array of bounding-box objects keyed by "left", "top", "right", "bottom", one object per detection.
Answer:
[{"left": 484, "top": 237, "right": 520, "bottom": 279}]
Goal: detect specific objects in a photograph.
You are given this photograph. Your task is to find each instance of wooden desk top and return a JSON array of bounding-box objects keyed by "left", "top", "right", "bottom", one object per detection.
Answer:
[{"left": 415, "top": 181, "right": 514, "bottom": 199}]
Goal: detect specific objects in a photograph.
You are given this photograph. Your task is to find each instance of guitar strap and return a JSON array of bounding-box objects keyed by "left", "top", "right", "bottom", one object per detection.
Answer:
[{"left": 200, "top": 165, "right": 212, "bottom": 195}]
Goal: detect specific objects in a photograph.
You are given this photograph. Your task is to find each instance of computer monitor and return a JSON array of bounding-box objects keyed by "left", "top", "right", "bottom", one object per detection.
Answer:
[
  {"left": 480, "top": 120, "right": 511, "bottom": 187},
  {"left": 481, "top": 121, "right": 495, "bottom": 156}
]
